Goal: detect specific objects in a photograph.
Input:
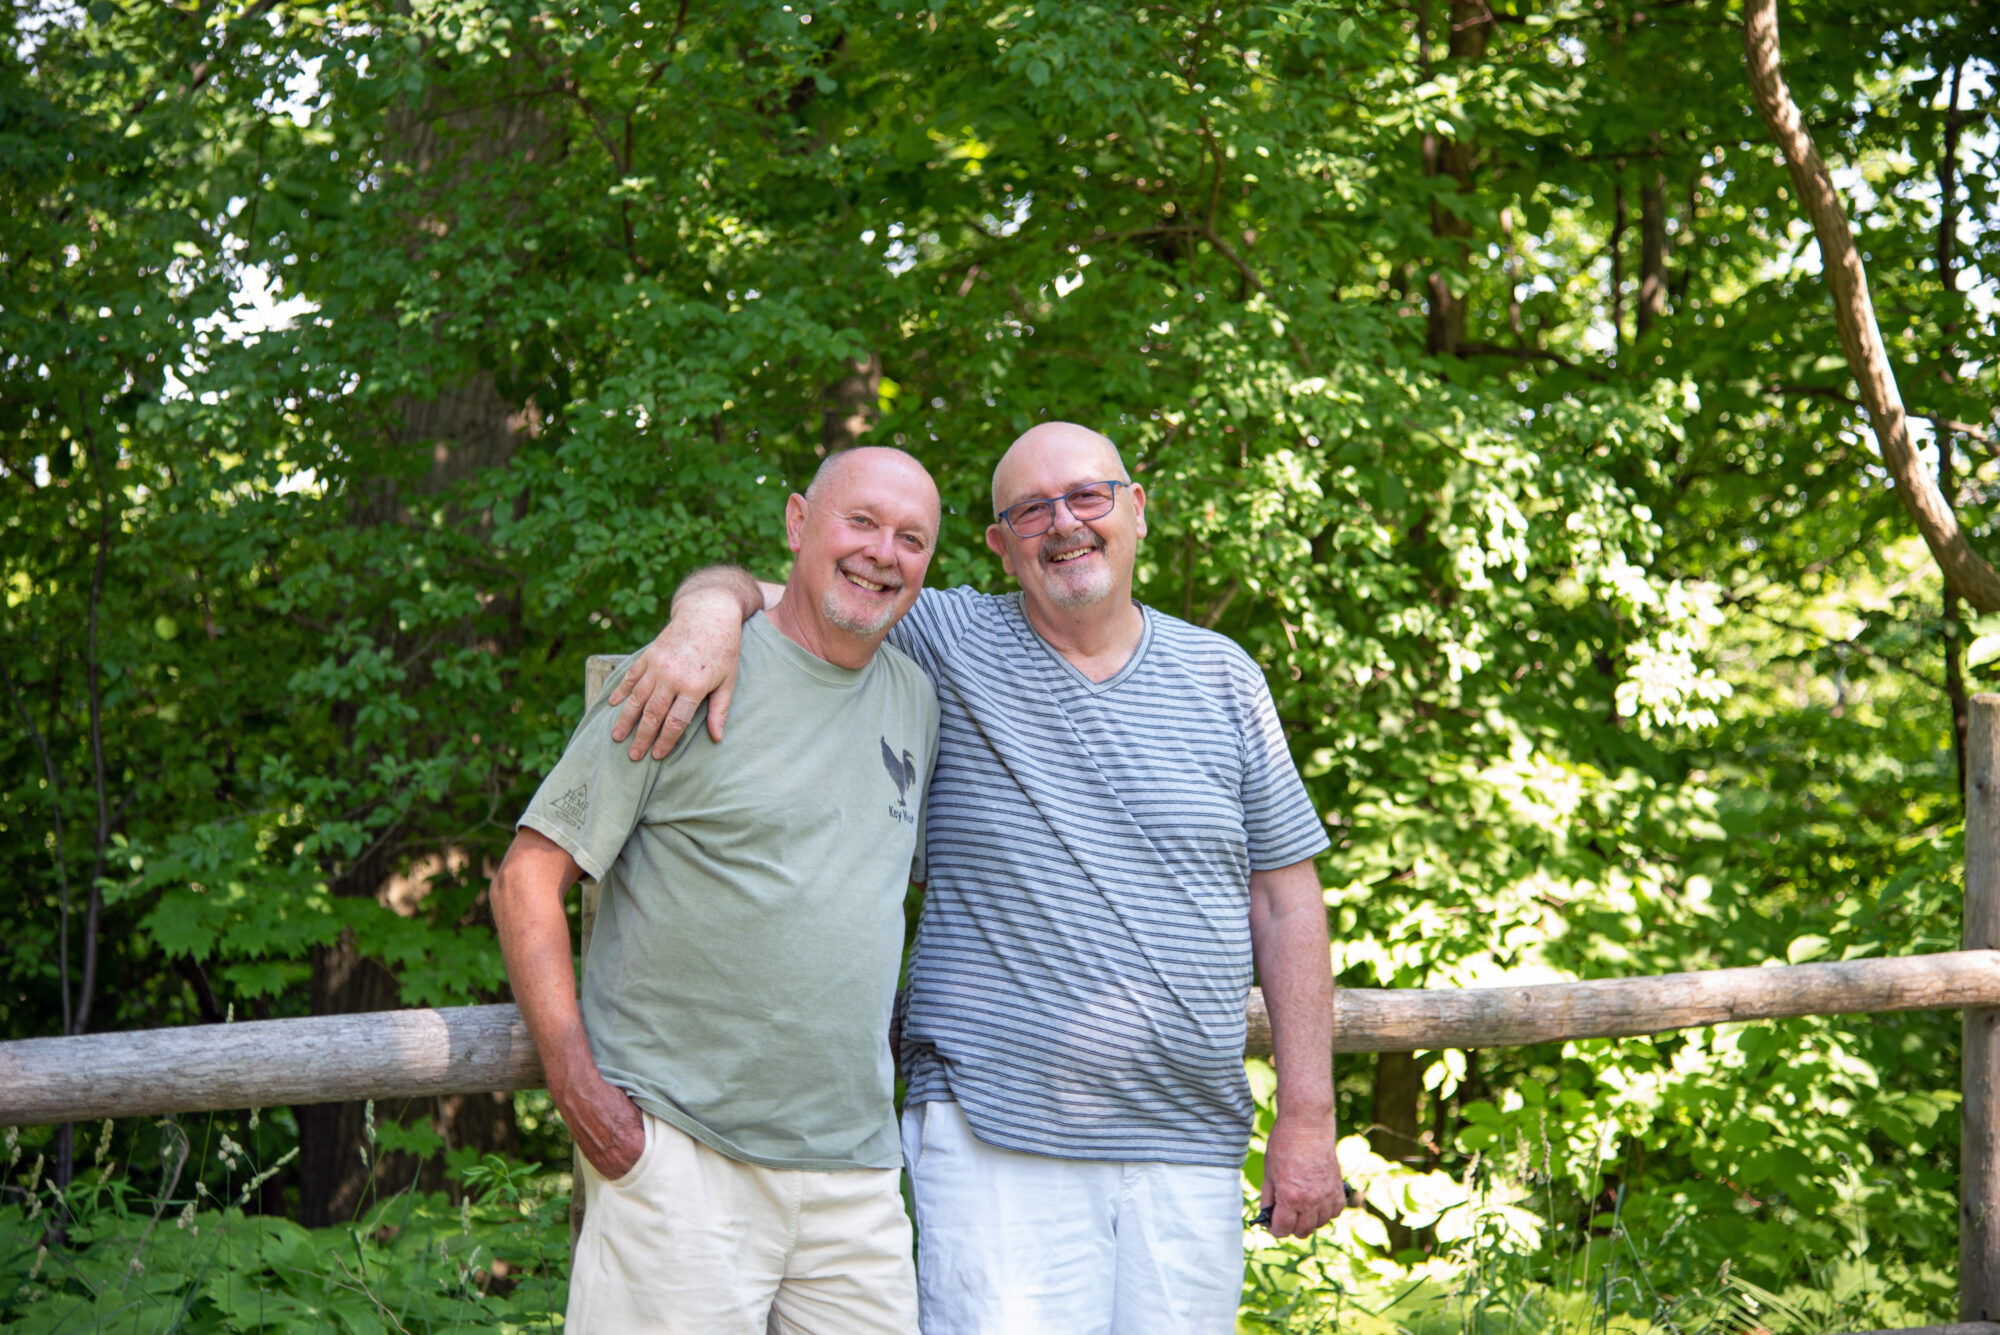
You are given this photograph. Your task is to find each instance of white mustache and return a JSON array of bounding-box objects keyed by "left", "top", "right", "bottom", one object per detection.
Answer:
[
  {"left": 1040, "top": 536, "right": 1103, "bottom": 562},
  {"left": 839, "top": 560, "right": 903, "bottom": 590}
]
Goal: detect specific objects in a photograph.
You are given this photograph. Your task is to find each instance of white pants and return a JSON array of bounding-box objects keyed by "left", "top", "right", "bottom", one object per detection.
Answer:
[
  {"left": 900, "top": 1101, "right": 1244, "bottom": 1335},
  {"left": 568, "top": 1111, "right": 919, "bottom": 1334}
]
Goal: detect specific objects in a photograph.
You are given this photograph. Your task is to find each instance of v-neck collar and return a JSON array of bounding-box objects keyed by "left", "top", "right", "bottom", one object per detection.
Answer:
[{"left": 1005, "top": 592, "right": 1152, "bottom": 696}]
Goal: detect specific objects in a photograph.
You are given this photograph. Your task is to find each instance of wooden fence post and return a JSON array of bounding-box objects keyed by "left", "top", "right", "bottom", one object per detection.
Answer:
[
  {"left": 569, "top": 655, "right": 621, "bottom": 1253},
  {"left": 1965, "top": 693, "right": 2000, "bottom": 1319}
]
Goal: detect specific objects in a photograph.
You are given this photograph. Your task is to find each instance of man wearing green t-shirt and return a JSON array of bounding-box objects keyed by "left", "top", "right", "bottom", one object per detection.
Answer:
[{"left": 491, "top": 446, "right": 942, "bottom": 1335}]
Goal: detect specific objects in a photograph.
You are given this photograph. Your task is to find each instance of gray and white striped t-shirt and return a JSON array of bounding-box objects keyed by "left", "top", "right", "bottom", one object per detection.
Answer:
[{"left": 890, "top": 586, "right": 1330, "bottom": 1167}]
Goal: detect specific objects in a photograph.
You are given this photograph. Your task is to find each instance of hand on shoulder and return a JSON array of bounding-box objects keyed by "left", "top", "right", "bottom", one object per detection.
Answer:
[{"left": 608, "top": 580, "right": 758, "bottom": 759}]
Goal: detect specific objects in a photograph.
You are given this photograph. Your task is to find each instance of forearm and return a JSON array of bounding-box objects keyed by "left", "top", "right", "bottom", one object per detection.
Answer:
[
  {"left": 670, "top": 565, "right": 783, "bottom": 620},
  {"left": 502, "top": 911, "right": 597, "bottom": 1099},
  {"left": 491, "top": 837, "right": 599, "bottom": 1100},
  {"left": 1249, "top": 865, "right": 1336, "bottom": 1121},
  {"left": 493, "top": 831, "right": 647, "bottom": 1177},
  {"left": 1259, "top": 911, "right": 1336, "bottom": 1118},
  {"left": 1249, "top": 857, "right": 1345, "bottom": 1234}
]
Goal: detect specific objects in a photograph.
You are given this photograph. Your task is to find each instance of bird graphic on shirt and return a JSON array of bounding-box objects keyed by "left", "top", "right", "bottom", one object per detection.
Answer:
[{"left": 881, "top": 737, "right": 917, "bottom": 807}]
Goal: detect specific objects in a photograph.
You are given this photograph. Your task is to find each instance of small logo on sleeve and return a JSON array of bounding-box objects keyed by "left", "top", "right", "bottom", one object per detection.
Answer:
[
  {"left": 550, "top": 784, "right": 589, "bottom": 827},
  {"left": 880, "top": 737, "right": 918, "bottom": 826}
]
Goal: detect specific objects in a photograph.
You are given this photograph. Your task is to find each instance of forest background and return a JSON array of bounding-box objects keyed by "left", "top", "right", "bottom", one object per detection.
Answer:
[{"left": 3, "top": 0, "right": 1998, "bottom": 1329}]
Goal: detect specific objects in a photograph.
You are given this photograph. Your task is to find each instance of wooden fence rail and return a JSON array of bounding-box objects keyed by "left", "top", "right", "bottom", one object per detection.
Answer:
[{"left": 4, "top": 950, "right": 1997, "bottom": 1128}]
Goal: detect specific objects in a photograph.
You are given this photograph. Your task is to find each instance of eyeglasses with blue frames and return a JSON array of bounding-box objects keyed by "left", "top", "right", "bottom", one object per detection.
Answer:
[{"left": 994, "top": 480, "right": 1129, "bottom": 539}]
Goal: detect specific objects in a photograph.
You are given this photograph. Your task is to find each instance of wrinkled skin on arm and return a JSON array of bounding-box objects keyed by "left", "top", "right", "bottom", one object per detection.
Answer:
[
  {"left": 608, "top": 567, "right": 779, "bottom": 760},
  {"left": 490, "top": 827, "right": 645, "bottom": 1180},
  {"left": 1249, "top": 856, "right": 1347, "bottom": 1237}
]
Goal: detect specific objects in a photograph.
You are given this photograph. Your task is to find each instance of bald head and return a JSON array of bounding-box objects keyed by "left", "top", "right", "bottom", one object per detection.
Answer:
[
  {"left": 808, "top": 446, "right": 941, "bottom": 519},
  {"left": 991, "top": 422, "right": 1128, "bottom": 515}
]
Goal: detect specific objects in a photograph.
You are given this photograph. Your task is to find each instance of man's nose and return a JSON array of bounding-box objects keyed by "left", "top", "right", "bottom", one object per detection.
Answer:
[
  {"left": 861, "top": 528, "right": 898, "bottom": 563},
  {"left": 1050, "top": 498, "right": 1086, "bottom": 533}
]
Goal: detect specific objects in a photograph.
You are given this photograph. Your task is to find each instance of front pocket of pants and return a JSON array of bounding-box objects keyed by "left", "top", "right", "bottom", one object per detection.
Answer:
[
  {"left": 900, "top": 1102, "right": 932, "bottom": 1175},
  {"left": 603, "top": 1111, "right": 653, "bottom": 1191}
]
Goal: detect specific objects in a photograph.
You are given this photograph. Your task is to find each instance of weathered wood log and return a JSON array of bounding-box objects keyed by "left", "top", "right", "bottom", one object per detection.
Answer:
[
  {"left": 6, "top": 952, "right": 1999, "bottom": 1128},
  {"left": 0, "top": 1004, "right": 543, "bottom": 1127},
  {"left": 1965, "top": 695, "right": 2000, "bottom": 1320},
  {"left": 1247, "top": 949, "right": 2000, "bottom": 1057}
]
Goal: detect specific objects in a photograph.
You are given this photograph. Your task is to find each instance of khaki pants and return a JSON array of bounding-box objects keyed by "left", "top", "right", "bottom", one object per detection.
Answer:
[{"left": 567, "top": 1111, "right": 919, "bottom": 1335}]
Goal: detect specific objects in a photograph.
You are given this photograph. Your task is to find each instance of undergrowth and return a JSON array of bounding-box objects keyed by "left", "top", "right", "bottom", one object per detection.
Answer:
[
  {"left": 0, "top": 1096, "right": 1957, "bottom": 1334},
  {"left": 1237, "top": 1100, "right": 1954, "bottom": 1335},
  {"left": 0, "top": 1113, "right": 568, "bottom": 1333}
]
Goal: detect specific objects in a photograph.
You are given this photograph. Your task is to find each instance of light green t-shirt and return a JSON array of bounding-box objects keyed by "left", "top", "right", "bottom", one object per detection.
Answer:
[{"left": 520, "top": 613, "right": 939, "bottom": 1171}]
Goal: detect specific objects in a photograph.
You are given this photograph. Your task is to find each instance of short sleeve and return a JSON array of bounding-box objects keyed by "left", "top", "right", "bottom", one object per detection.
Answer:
[
  {"left": 886, "top": 585, "right": 987, "bottom": 678},
  {"left": 1233, "top": 655, "right": 1331, "bottom": 872},
  {"left": 519, "top": 656, "right": 684, "bottom": 880}
]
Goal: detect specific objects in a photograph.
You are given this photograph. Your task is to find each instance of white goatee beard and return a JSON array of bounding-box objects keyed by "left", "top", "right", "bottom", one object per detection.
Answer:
[
  {"left": 822, "top": 567, "right": 901, "bottom": 635},
  {"left": 1041, "top": 540, "right": 1112, "bottom": 610},
  {"left": 822, "top": 589, "right": 898, "bottom": 635}
]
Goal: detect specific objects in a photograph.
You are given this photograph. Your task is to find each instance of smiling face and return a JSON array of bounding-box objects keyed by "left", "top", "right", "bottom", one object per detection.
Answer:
[
  {"left": 782, "top": 447, "right": 940, "bottom": 657},
  {"left": 985, "top": 422, "right": 1146, "bottom": 622}
]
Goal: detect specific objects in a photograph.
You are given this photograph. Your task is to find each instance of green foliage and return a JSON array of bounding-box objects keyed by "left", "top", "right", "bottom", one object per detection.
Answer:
[
  {"left": 1241, "top": 1048, "right": 1956, "bottom": 1333},
  {"left": 3, "top": 0, "right": 1994, "bottom": 1313},
  {"left": 0, "top": 1126, "right": 567, "bottom": 1332}
]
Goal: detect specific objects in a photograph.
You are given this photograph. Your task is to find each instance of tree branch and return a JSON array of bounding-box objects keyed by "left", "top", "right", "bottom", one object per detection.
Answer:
[
  {"left": 1458, "top": 341, "right": 1612, "bottom": 383},
  {"left": 1725, "top": 598, "right": 1942, "bottom": 692},
  {"left": 125, "top": 0, "right": 283, "bottom": 120},
  {"left": 1200, "top": 223, "right": 1312, "bottom": 371},
  {"left": 76, "top": 407, "right": 113, "bottom": 1039},
  {"left": 642, "top": 0, "right": 693, "bottom": 90},
  {"left": 1765, "top": 383, "right": 1992, "bottom": 445},
  {"left": 175, "top": 956, "right": 228, "bottom": 1026},
  {"left": 1743, "top": 0, "right": 2000, "bottom": 612}
]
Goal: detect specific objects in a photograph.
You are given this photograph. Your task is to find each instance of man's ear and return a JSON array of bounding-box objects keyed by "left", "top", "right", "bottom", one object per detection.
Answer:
[
  {"left": 1129, "top": 482, "right": 1148, "bottom": 541},
  {"left": 785, "top": 494, "right": 808, "bottom": 553},
  {"left": 985, "top": 523, "right": 1017, "bottom": 578}
]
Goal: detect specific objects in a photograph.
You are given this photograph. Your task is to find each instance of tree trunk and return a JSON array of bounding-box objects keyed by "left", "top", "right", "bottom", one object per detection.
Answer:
[
  {"left": 1403, "top": 0, "right": 1491, "bottom": 1244},
  {"left": 49, "top": 429, "right": 121, "bottom": 1192},
  {"left": 1421, "top": 0, "right": 1492, "bottom": 358},
  {"left": 1370, "top": 1051, "right": 1423, "bottom": 1253},
  {"left": 1948, "top": 528, "right": 1970, "bottom": 800},
  {"left": 820, "top": 353, "right": 882, "bottom": 454},
  {"left": 1940, "top": 60, "right": 1969, "bottom": 798},
  {"left": 296, "top": 75, "right": 549, "bottom": 1229},
  {"left": 1742, "top": 0, "right": 2000, "bottom": 612},
  {"left": 1637, "top": 135, "right": 1668, "bottom": 340},
  {"left": 1609, "top": 182, "right": 1626, "bottom": 354},
  {"left": 1501, "top": 207, "right": 1525, "bottom": 341},
  {"left": 296, "top": 926, "right": 404, "bottom": 1226}
]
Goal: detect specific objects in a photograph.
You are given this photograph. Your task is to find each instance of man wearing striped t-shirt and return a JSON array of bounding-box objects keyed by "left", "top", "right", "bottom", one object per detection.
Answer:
[{"left": 616, "top": 422, "right": 1345, "bottom": 1334}]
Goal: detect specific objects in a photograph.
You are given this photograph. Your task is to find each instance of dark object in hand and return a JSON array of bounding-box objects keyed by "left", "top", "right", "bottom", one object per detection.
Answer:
[{"left": 1250, "top": 1179, "right": 1345, "bottom": 1230}]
